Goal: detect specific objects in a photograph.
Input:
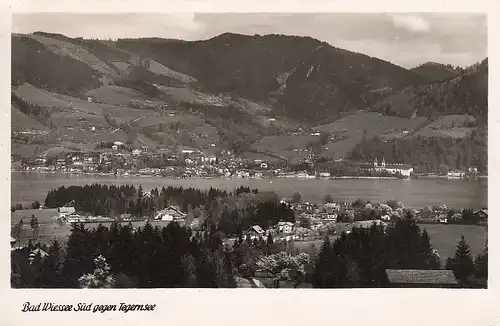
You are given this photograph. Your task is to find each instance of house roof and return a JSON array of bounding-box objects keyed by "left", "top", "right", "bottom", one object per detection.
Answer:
[
  {"left": 246, "top": 225, "right": 264, "bottom": 234},
  {"left": 385, "top": 269, "right": 458, "bottom": 285},
  {"left": 29, "top": 248, "right": 49, "bottom": 258},
  {"left": 157, "top": 206, "right": 186, "bottom": 216},
  {"left": 478, "top": 209, "right": 488, "bottom": 216}
]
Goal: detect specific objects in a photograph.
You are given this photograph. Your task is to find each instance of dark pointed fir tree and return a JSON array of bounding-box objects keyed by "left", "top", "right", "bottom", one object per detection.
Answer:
[
  {"left": 446, "top": 235, "right": 475, "bottom": 285},
  {"left": 418, "top": 229, "right": 441, "bottom": 269},
  {"left": 40, "top": 239, "right": 63, "bottom": 287}
]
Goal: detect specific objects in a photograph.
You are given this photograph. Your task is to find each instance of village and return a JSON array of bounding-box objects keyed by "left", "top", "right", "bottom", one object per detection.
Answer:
[{"left": 12, "top": 141, "right": 481, "bottom": 180}]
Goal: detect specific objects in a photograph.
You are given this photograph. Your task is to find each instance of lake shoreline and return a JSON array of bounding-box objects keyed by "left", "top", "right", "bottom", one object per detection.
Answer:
[{"left": 12, "top": 171, "right": 487, "bottom": 209}]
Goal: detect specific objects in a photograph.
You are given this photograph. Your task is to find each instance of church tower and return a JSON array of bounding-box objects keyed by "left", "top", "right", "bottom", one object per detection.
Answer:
[
  {"left": 374, "top": 157, "right": 378, "bottom": 168},
  {"left": 381, "top": 157, "right": 386, "bottom": 168}
]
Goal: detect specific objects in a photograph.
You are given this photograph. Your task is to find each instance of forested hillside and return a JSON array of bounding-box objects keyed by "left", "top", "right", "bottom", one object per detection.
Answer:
[
  {"left": 411, "top": 62, "right": 462, "bottom": 83},
  {"left": 372, "top": 58, "right": 488, "bottom": 120},
  {"left": 116, "top": 33, "right": 426, "bottom": 123}
]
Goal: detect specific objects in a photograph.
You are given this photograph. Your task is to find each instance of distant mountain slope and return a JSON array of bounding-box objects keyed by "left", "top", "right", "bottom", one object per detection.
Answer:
[
  {"left": 411, "top": 62, "right": 462, "bottom": 83},
  {"left": 116, "top": 33, "right": 425, "bottom": 123},
  {"left": 372, "top": 58, "right": 488, "bottom": 119},
  {"left": 11, "top": 33, "right": 198, "bottom": 99},
  {"left": 280, "top": 45, "right": 424, "bottom": 123},
  {"left": 32, "top": 32, "right": 198, "bottom": 84},
  {"left": 28, "top": 33, "right": 120, "bottom": 81},
  {"left": 12, "top": 35, "right": 101, "bottom": 96}
]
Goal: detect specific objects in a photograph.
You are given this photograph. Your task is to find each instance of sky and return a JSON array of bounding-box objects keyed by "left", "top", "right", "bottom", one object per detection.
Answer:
[{"left": 12, "top": 13, "right": 487, "bottom": 68}]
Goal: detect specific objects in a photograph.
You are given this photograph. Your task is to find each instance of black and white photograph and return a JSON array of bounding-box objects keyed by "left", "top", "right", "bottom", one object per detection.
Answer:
[{"left": 9, "top": 11, "right": 488, "bottom": 290}]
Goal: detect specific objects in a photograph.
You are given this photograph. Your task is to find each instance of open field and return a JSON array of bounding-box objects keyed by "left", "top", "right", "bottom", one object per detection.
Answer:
[
  {"left": 317, "top": 112, "right": 427, "bottom": 137},
  {"left": 134, "top": 114, "right": 206, "bottom": 128},
  {"left": 156, "top": 85, "right": 209, "bottom": 104},
  {"left": 250, "top": 135, "right": 317, "bottom": 161},
  {"left": 415, "top": 115, "right": 476, "bottom": 138},
  {"left": 51, "top": 111, "right": 109, "bottom": 128},
  {"left": 148, "top": 60, "right": 197, "bottom": 84},
  {"left": 85, "top": 86, "right": 162, "bottom": 106},
  {"left": 14, "top": 83, "right": 113, "bottom": 115},
  {"left": 107, "top": 107, "right": 159, "bottom": 119},
  {"left": 11, "top": 143, "right": 51, "bottom": 158}
]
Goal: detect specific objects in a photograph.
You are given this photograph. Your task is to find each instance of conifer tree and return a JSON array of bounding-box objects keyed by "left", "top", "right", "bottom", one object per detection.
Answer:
[
  {"left": 40, "top": 240, "right": 63, "bottom": 287},
  {"left": 313, "top": 237, "right": 333, "bottom": 287},
  {"left": 418, "top": 229, "right": 441, "bottom": 269},
  {"left": 446, "top": 235, "right": 475, "bottom": 284},
  {"left": 267, "top": 233, "right": 274, "bottom": 246},
  {"left": 474, "top": 240, "right": 488, "bottom": 281},
  {"left": 62, "top": 223, "right": 93, "bottom": 287}
]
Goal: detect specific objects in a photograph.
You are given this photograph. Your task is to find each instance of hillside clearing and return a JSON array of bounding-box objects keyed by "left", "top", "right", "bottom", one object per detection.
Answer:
[
  {"left": 148, "top": 59, "right": 198, "bottom": 84},
  {"left": 85, "top": 86, "right": 162, "bottom": 106},
  {"left": 27, "top": 34, "right": 119, "bottom": 79},
  {"left": 14, "top": 83, "right": 110, "bottom": 114}
]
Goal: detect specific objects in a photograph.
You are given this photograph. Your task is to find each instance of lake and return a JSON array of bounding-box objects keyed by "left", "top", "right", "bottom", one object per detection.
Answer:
[{"left": 11, "top": 172, "right": 487, "bottom": 209}]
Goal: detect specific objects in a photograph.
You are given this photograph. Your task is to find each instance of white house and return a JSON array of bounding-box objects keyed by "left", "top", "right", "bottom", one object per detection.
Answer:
[
  {"left": 468, "top": 166, "right": 478, "bottom": 174},
  {"left": 58, "top": 206, "right": 76, "bottom": 219},
  {"left": 181, "top": 148, "right": 196, "bottom": 154},
  {"left": 319, "top": 172, "right": 331, "bottom": 178},
  {"left": 155, "top": 206, "right": 187, "bottom": 221},
  {"left": 132, "top": 149, "right": 142, "bottom": 156},
  {"left": 260, "top": 162, "right": 268, "bottom": 169},
  {"left": 278, "top": 221, "right": 294, "bottom": 234},
  {"left": 447, "top": 170, "right": 466, "bottom": 179}
]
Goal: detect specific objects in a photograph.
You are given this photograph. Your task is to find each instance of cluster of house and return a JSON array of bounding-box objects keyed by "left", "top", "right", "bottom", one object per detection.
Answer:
[{"left": 243, "top": 221, "right": 298, "bottom": 242}]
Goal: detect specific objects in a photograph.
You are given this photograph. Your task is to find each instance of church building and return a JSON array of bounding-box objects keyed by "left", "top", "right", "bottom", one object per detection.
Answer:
[{"left": 373, "top": 157, "right": 414, "bottom": 178}]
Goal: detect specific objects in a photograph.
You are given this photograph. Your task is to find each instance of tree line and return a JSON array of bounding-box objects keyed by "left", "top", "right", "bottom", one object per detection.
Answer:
[
  {"left": 11, "top": 93, "right": 52, "bottom": 126},
  {"left": 313, "top": 215, "right": 487, "bottom": 288},
  {"left": 43, "top": 184, "right": 292, "bottom": 236},
  {"left": 11, "top": 221, "right": 235, "bottom": 288},
  {"left": 44, "top": 184, "right": 231, "bottom": 217}
]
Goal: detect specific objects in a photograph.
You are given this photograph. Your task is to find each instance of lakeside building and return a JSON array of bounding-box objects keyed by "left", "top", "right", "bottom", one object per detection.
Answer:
[
  {"left": 373, "top": 158, "right": 413, "bottom": 177},
  {"left": 447, "top": 170, "right": 466, "bottom": 179}
]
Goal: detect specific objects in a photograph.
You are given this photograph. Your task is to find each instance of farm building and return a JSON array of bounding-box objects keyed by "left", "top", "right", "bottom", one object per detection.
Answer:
[
  {"left": 244, "top": 225, "right": 265, "bottom": 240},
  {"left": 155, "top": 206, "right": 187, "bottom": 221}
]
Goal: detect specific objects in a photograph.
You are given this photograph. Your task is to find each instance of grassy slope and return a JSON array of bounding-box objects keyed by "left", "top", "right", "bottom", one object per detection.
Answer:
[
  {"left": 14, "top": 83, "right": 110, "bottom": 115},
  {"left": 85, "top": 85, "right": 162, "bottom": 106}
]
